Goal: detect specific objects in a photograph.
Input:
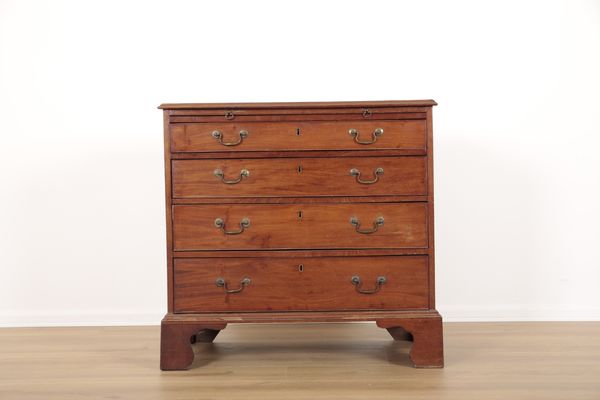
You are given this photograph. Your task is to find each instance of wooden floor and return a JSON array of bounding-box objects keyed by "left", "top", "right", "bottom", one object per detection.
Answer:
[{"left": 0, "top": 322, "right": 599, "bottom": 400}]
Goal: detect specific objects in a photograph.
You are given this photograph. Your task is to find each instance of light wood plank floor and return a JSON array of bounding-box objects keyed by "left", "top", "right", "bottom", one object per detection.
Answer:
[{"left": 0, "top": 322, "right": 599, "bottom": 400}]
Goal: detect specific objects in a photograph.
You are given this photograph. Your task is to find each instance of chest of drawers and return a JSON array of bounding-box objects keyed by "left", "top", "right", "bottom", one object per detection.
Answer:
[{"left": 159, "top": 100, "right": 443, "bottom": 370}]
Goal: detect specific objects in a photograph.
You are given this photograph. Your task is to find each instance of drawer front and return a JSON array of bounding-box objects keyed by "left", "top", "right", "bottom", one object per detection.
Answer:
[
  {"left": 173, "top": 203, "right": 427, "bottom": 251},
  {"left": 172, "top": 156, "right": 426, "bottom": 198},
  {"left": 174, "top": 256, "right": 429, "bottom": 312},
  {"left": 170, "top": 120, "right": 426, "bottom": 152}
]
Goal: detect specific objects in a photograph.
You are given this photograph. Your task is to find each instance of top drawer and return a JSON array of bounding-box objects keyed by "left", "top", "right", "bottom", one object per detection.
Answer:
[{"left": 170, "top": 119, "right": 426, "bottom": 153}]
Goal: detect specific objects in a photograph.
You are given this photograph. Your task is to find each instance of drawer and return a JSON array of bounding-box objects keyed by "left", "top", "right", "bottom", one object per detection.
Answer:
[
  {"left": 170, "top": 120, "right": 426, "bottom": 152},
  {"left": 174, "top": 256, "right": 429, "bottom": 312},
  {"left": 172, "top": 156, "right": 426, "bottom": 198},
  {"left": 172, "top": 203, "right": 428, "bottom": 251}
]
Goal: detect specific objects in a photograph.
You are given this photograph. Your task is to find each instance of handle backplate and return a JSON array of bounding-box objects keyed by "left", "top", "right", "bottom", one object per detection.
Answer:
[
  {"left": 351, "top": 275, "right": 387, "bottom": 294},
  {"left": 348, "top": 127, "right": 383, "bottom": 145},
  {"left": 214, "top": 168, "right": 250, "bottom": 184},
  {"left": 350, "top": 167, "right": 384, "bottom": 184},
  {"left": 215, "top": 277, "right": 251, "bottom": 294},
  {"left": 214, "top": 217, "right": 250, "bottom": 235},
  {"left": 212, "top": 129, "right": 248, "bottom": 146},
  {"left": 350, "top": 216, "right": 384, "bottom": 234}
]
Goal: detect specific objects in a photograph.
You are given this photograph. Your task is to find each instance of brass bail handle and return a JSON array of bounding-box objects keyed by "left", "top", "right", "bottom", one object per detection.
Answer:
[
  {"left": 211, "top": 129, "right": 248, "bottom": 146},
  {"left": 348, "top": 127, "right": 383, "bottom": 145},
  {"left": 350, "top": 167, "right": 384, "bottom": 184},
  {"left": 215, "top": 277, "right": 251, "bottom": 294},
  {"left": 214, "top": 168, "right": 250, "bottom": 184},
  {"left": 214, "top": 217, "right": 250, "bottom": 235},
  {"left": 350, "top": 216, "right": 384, "bottom": 234},
  {"left": 351, "top": 275, "right": 387, "bottom": 294}
]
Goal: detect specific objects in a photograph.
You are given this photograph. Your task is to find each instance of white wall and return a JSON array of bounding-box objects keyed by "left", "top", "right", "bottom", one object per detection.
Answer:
[{"left": 1, "top": 0, "right": 599, "bottom": 326}]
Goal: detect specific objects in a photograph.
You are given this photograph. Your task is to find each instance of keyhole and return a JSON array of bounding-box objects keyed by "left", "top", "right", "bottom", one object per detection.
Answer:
[
  {"left": 297, "top": 164, "right": 303, "bottom": 174},
  {"left": 298, "top": 264, "right": 304, "bottom": 272},
  {"left": 298, "top": 210, "right": 303, "bottom": 220},
  {"left": 296, "top": 128, "right": 301, "bottom": 136}
]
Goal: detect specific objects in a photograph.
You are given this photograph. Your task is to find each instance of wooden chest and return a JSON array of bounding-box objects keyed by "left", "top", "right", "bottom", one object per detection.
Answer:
[{"left": 159, "top": 100, "right": 444, "bottom": 369}]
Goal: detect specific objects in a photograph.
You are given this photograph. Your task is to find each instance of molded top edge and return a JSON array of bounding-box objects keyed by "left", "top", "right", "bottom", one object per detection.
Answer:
[{"left": 158, "top": 100, "right": 437, "bottom": 110}]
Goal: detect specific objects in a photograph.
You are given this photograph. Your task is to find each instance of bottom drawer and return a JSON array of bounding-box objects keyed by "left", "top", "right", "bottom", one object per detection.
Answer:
[{"left": 174, "top": 256, "right": 429, "bottom": 312}]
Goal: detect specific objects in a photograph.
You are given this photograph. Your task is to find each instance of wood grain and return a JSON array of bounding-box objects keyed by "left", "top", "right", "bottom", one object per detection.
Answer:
[
  {"left": 159, "top": 99, "right": 438, "bottom": 109},
  {"left": 172, "top": 195, "right": 429, "bottom": 204},
  {"left": 1, "top": 323, "right": 599, "bottom": 400},
  {"left": 169, "top": 113, "right": 427, "bottom": 123},
  {"left": 170, "top": 120, "right": 426, "bottom": 152},
  {"left": 166, "top": 107, "right": 430, "bottom": 116},
  {"left": 172, "top": 156, "right": 427, "bottom": 198},
  {"left": 172, "top": 203, "right": 428, "bottom": 251},
  {"left": 378, "top": 315, "right": 443, "bottom": 367},
  {"left": 162, "top": 309, "right": 440, "bottom": 323},
  {"left": 426, "top": 107, "right": 436, "bottom": 308},
  {"left": 161, "top": 100, "right": 442, "bottom": 369},
  {"left": 163, "top": 111, "right": 174, "bottom": 312},
  {"left": 172, "top": 249, "right": 430, "bottom": 258},
  {"left": 173, "top": 256, "right": 429, "bottom": 312},
  {"left": 160, "top": 322, "right": 226, "bottom": 370},
  {"left": 169, "top": 149, "right": 427, "bottom": 159}
]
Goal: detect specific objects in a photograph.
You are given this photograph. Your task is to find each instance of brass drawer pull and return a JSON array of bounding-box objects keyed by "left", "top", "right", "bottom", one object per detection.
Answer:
[
  {"left": 215, "top": 277, "right": 251, "bottom": 294},
  {"left": 213, "top": 168, "right": 250, "bottom": 184},
  {"left": 348, "top": 127, "right": 383, "bottom": 145},
  {"left": 211, "top": 129, "right": 248, "bottom": 146},
  {"left": 214, "top": 217, "right": 250, "bottom": 235},
  {"left": 350, "top": 216, "right": 384, "bottom": 234},
  {"left": 350, "top": 167, "right": 384, "bottom": 184},
  {"left": 351, "top": 275, "right": 386, "bottom": 294}
]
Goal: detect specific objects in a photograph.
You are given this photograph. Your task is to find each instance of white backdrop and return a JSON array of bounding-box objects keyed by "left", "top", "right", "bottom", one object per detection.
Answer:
[{"left": 1, "top": 0, "right": 599, "bottom": 326}]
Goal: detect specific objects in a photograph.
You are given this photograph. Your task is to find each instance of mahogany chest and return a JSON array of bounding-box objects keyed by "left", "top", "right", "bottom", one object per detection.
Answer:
[{"left": 159, "top": 100, "right": 443, "bottom": 369}]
